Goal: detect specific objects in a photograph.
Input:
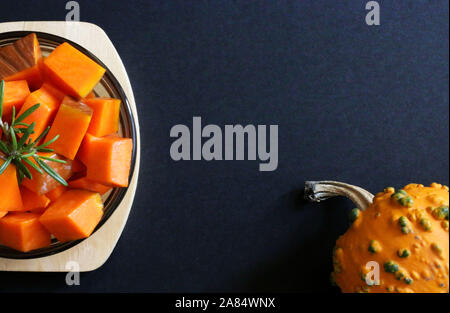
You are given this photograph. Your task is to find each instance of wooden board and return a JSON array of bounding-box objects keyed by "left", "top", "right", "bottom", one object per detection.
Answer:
[{"left": 0, "top": 21, "right": 141, "bottom": 272}]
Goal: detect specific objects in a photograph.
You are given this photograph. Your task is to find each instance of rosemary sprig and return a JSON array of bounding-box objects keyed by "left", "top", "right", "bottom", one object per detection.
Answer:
[{"left": 0, "top": 80, "right": 68, "bottom": 186}]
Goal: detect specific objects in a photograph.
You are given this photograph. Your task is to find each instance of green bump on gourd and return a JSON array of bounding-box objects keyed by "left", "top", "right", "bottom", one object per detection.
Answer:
[
  {"left": 348, "top": 208, "right": 360, "bottom": 223},
  {"left": 404, "top": 277, "right": 413, "bottom": 285},
  {"left": 391, "top": 190, "right": 414, "bottom": 207},
  {"left": 384, "top": 261, "right": 399, "bottom": 273},
  {"left": 442, "top": 220, "right": 449, "bottom": 231},
  {"left": 431, "top": 243, "right": 442, "bottom": 256},
  {"left": 368, "top": 240, "right": 381, "bottom": 254},
  {"left": 401, "top": 226, "right": 412, "bottom": 234},
  {"left": 395, "top": 270, "right": 406, "bottom": 280},
  {"left": 432, "top": 206, "right": 449, "bottom": 220},
  {"left": 419, "top": 218, "right": 432, "bottom": 231},
  {"left": 397, "top": 249, "right": 411, "bottom": 258},
  {"left": 398, "top": 216, "right": 408, "bottom": 227}
]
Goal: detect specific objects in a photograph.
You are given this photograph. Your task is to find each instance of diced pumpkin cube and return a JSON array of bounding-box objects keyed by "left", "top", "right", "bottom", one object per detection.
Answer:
[
  {"left": 16, "top": 85, "right": 62, "bottom": 142},
  {"left": 39, "top": 190, "right": 103, "bottom": 242},
  {"left": 45, "top": 96, "right": 93, "bottom": 159},
  {"left": 43, "top": 42, "right": 105, "bottom": 99},
  {"left": 20, "top": 186, "right": 51, "bottom": 213},
  {"left": 0, "top": 33, "right": 43, "bottom": 90},
  {"left": 45, "top": 185, "right": 67, "bottom": 202},
  {"left": 85, "top": 98, "right": 121, "bottom": 137},
  {"left": 69, "top": 176, "right": 111, "bottom": 195},
  {"left": 0, "top": 212, "right": 51, "bottom": 252},
  {"left": 0, "top": 160, "right": 23, "bottom": 211},
  {"left": 1, "top": 80, "right": 30, "bottom": 119},
  {"left": 21, "top": 153, "right": 73, "bottom": 195},
  {"left": 79, "top": 134, "right": 133, "bottom": 187}
]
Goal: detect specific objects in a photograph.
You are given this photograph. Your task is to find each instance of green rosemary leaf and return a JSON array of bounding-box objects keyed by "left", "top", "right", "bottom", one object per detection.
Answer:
[
  {"left": 0, "top": 80, "right": 4, "bottom": 119},
  {"left": 22, "top": 157, "right": 44, "bottom": 175},
  {"left": 0, "top": 141, "right": 9, "bottom": 154},
  {"left": 32, "top": 126, "right": 51, "bottom": 146},
  {"left": 36, "top": 148, "right": 54, "bottom": 153},
  {"left": 34, "top": 156, "right": 68, "bottom": 186},
  {"left": 13, "top": 159, "right": 32, "bottom": 180},
  {"left": 0, "top": 156, "right": 12, "bottom": 175},
  {"left": 10, "top": 126, "right": 18, "bottom": 150},
  {"left": 17, "top": 168, "right": 24, "bottom": 184},
  {"left": 15, "top": 122, "right": 30, "bottom": 127},
  {"left": 36, "top": 134, "right": 59, "bottom": 150},
  {"left": 11, "top": 106, "right": 16, "bottom": 125},
  {"left": 14, "top": 103, "right": 40, "bottom": 124},
  {"left": 18, "top": 122, "right": 36, "bottom": 148},
  {"left": 39, "top": 156, "right": 67, "bottom": 164}
]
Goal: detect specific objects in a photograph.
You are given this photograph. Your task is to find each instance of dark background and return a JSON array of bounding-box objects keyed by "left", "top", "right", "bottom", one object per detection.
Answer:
[{"left": 0, "top": 0, "right": 448, "bottom": 293}]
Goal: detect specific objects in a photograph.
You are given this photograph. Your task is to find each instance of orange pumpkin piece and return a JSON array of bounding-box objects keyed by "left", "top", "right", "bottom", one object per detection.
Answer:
[
  {"left": 1, "top": 80, "right": 30, "bottom": 119},
  {"left": 0, "top": 212, "right": 51, "bottom": 252},
  {"left": 0, "top": 211, "right": 7, "bottom": 219},
  {"left": 0, "top": 160, "right": 23, "bottom": 211},
  {"left": 21, "top": 153, "right": 73, "bottom": 195},
  {"left": 16, "top": 84, "right": 62, "bottom": 142},
  {"left": 39, "top": 190, "right": 103, "bottom": 242},
  {"left": 69, "top": 176, "right": 111, "bottom": 195},
  {"left": 0, "top": 33, "right": 43, "bottom": 90},
  {"left": 20, "top": 186, "right": 51, "bottom": 213},
  {"left": 45, "top": 185, "right": 67, "bottom": 202},
  {"left": 43, "top": 42, "right": 105, "bottom": 99},
  {"left": 79, "top": 134, "right": 133, "bottom": 187},
  {"left": 85, "top": 98, "right": 121, "bottom": 137},
  {"left": 45, "top": 96, "right": 93, "bottom": 159}
]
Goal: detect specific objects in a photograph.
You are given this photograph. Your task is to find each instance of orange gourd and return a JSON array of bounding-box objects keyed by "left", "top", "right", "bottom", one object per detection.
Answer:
[
  {"left": 0, "top": 33, "right": 43, "bottom": 90},
  {"left": 78, "top": 134, "right": 133, "bottom": 187},
  {"left": 45, "top": 185, "right": 67, "bottom": 202},
  {"left": 43, "top": 42, "right": 105, "bottom": 99},
  {"left": 0, "top": 212, "right": 51, "bottom": 252},
  {"left": 16, "top": 84, "right": 62, "bottom": 142},
  {"left": 0, "top": 80, "right": 30, "bottom": 120},
  {"left": 69, "top": 176, "right": 111, "bottom": 195},
  {"left": 84, "top": 98, "right": 121, "bottom": 137},
  {"left": 0, "top": 159, "right": 23, "bottom": 211},
  {"left": 45, "top": 96, "right": 93, "bottom": 159},
  {"left": 20, "top": 186, "right": 51, "bottom": 213},
  {"left": 21, "top": 153, "right": 73, "bottom": 195},
  {"left": 39, "top": 190, "right": 103, "bottom": 242},
  {"left": 307, "top": 182, "right": 449, "bottom": 293}
]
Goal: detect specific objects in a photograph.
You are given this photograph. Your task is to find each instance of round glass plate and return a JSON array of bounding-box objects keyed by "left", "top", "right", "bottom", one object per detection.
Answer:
[{"left": 0, "top": 31, "right": 137, "bottom": 259}]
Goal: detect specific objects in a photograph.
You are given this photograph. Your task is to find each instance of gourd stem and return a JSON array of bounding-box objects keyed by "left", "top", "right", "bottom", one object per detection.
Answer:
[{"left": 304, "top": 181, "right": 374, "bottom": 211}]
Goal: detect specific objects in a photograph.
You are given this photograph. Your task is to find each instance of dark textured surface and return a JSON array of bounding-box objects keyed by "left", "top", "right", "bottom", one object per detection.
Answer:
[{"left": 0, "top": 0, "right": 448, "bottom": 293}]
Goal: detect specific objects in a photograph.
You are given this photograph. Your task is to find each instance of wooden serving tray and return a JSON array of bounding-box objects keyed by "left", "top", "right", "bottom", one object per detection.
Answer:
[{"left": 0, "top": 21, "right": 141, "bottom": 272}]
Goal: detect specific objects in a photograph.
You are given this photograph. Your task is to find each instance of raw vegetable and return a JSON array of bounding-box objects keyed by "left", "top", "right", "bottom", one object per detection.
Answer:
[
  {"left": 305, "top": 181, "right": 449, "bottom": 293},
  {"left": 21, "top": 153, "right": 73, "bottom": 195},
  {"left": 0, "top": 158, "right": 23, "bottom": 211},
  {"left": 84, "top": 98, "right": 120, "bottom": 137},
  {"left": 79, "top": 134, "right": 133, "bottom": 187},
  {"left": 45, "top": 185, "right": 67, "bottom": 202},
  {"left": 39, "top": 190, "right": 104, "bottom": 242},
  {"left": 16, "top": 85, "right": 61, "bottom": 142},
  {"left": 0, "top": 33, "right": 43, "bottom": 89},
  {"left": 45, "top": 96, "right": 93, "bottom": 159},
  {"left": 1, "top": 80, "right": 30, "bottom": 119},
  {"left": 20, "top": 186, "right": 51, "bottom": 213},
  {"left": 69, "top": 176, "right": 111, "bottom": 195},
  {"left": 43, "top": 42, "right": 105, "bottom": 99},
  {"left": 0, "top": 80, "right": 69, "bottom": 186},
  {"left": 0, "top": 212, "right": 51, "bottom": 252}
]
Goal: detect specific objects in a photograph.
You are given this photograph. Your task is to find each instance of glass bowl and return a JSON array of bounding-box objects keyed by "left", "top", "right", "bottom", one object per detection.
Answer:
[{"left": 0, "top": 31, "right": 137, "bottom": 259}]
